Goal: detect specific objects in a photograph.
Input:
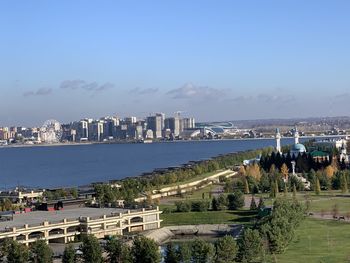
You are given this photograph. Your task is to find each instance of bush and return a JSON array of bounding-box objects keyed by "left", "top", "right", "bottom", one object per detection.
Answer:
[
  {"left": 227, "top": 190, "right": 245, "bottom": 210},
  {"left": 175, "top": 201, "right": 191, "bottom": 212},
  {"left": 191, "top": 200, "right": 210, "bottom": 212}
]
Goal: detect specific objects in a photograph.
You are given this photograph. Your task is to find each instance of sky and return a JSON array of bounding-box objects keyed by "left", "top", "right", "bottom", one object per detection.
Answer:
[{"left": 1, "top": 0, "right": 350, "bottom": 126}]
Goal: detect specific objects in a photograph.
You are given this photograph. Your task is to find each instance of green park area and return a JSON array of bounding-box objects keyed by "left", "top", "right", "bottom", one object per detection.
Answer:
[
  {"left": 276, "top": 218, "right": 350, "bottom": 263},
  {"left": 161, "top": 210, "right": 256, "bottom": 226}
]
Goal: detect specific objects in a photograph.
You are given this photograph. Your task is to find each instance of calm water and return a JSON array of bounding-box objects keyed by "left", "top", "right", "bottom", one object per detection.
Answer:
[{"left": 0, "top": 138, "right": 297, "bottom": 188}]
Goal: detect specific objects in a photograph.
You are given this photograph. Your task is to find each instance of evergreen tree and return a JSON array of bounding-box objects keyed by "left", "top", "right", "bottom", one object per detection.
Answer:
[
  {"left": 270, "top": 180, "right": 279, "bottom": 198},
  {"left": 80, "top": 235, "right": 103, "bottom": 263},
  {"left": 31, "top": 240, "right": 53, "bottom": 263},
  {"left": 191, "top": 239, "right": 215, "bottom": 263},
  {"left": 217, "top": 194, "right": 228, "bottom": 210},
  {"left": 315, "top": 177, "right": 321, "bottom": 195},
  {"left": 250, "top": 196, "right": 257, "bottom": 210},
  {"left": 227, "top": 190, "right": 245, "bottom": 210},
  {"left": 132, "top": 236, "right": 161, "bottom": 263},
  {"left": 177, "top": 243, "right": 191, "bottom": 263},
  {"left": 215, "top": 235, "right": 237, "bottom": 263},
  {"left": 5, "top": 239, "right": 29, "bottom": 263},
  {"left": 106, "top": 238, "right": 131, "bottom": 263},
  {"left": 275, "top": 180, "right": 279, "bottom": 196},
  {"left": 212, "top": 197, "right": 218, "bottom": 211},
  {"left": 260, "top": 199, "right": 305, "bottom": 254},
  {"left": 238, "top": 228, "right": 264, "bottom": 263},
  {"left": 62, "top": 244, "right": 76, "bottom": 263},
  {"left": 164, "top": 243, "right": 179, "bottom": 263}
]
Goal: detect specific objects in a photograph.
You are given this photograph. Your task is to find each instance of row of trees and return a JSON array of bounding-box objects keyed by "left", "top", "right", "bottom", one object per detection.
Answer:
[
  {"left": 94, "top": 148, "right": 272, "bottom": 206},
  {"left": 164, "top": 199, "right": 305, "bottom": 262},
  {"left": 174, "top": 191, "right": 245, "bottom": 213},
  {"left": 0, "top": 239, "right": 54, "bottom": 263},
  {"left": 260, "top": 151, "right": 347, "bottom": 174},
  {"left": 225, "top": 160, "right": 350, "bottom": 197},
  {"left": 0, "top": 235, "right": 160, "bottom": 263}
]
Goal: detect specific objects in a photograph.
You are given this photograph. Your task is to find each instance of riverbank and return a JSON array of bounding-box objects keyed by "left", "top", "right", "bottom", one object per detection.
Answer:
[{"left": 1, "top": 134, "right": 343, "bottom": 150}]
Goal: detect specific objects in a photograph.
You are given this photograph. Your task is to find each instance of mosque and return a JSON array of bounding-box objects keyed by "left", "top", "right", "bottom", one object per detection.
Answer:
[
  {"left": 275, "top": 127, "right": 348, "bottom": 162},
  {"left": 275, "top": 127, "right": 307, "bottom": 157}
]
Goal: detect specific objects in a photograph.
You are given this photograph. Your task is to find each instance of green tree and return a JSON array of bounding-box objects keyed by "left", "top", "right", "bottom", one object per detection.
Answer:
[
  {"left": 238, "top": 228, "right": 264, "bottom": 263},
  {"left": 191, "top": 239, "right": 215, "bottom": 263},
  {"left": 177, "top": 242, "right": 191, "bottom": 263},
  {"left": 227, "top": 190, "right": 245, "bottom": 210},
  {"left": 315, "top": 177, "right": 321, "bottom": 195},
  {"left": 217, "top": 194, "right": 228, "bottom": 210},
  {"left": 31, "top": 240, "right": 53, "bottom": 263},
  {"left": 212, "top": 197, "right": 218, "bottom": 211},
  {"left": 131, "top": 236, "right": 161, "bottom": 263},
  {"left": 0, "top": 198, "right": 13, "bottom": 211},
  {"left": 215, "top": 235, "right": 237, "bottom": 263},
  {"left": 106, "top": 238, "right": 131, "bottom": 263},
  {"left": 4, "top": 239, "right": 29, "bottom": 263},
  {"left": 80, "top": 235, "right": 103, "bottom": 263},
  {"left": 260, "top": 199, "right": 305, "bottom": 254},
  {"left": 250, "top": 196, "right": 257, "bottom": 210},
  {"left": 164, "top": 243, "right": 179, "bottom": 263},
  {"left": 62, "top": 244, "right": 76, "bottom": 263},
  {"left": 269, "top": 180, "right": 276, "bottom": 198}
]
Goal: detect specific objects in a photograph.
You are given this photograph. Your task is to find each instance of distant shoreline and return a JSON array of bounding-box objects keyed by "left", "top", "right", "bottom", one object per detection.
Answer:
[{"left": 0, "top": 134, "right": 346, "bottom": 150}]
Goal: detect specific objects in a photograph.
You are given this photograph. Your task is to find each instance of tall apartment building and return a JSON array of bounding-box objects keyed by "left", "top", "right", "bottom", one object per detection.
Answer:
[
  {"left": 182, "top": 117, "right": 196, "bottom": 129},
  {"left": 103, "top": 117, "right": 119, "bottom": 139},
  {"left": 77, "top": 120, "right": 89, "bottom": 141},
  {"left": 124, "top": 116, "right": 137, "bottom": 125},
  {"left": 147, "top": 115, "right": 162, "bottom": 138},
  {"left": 89, "top": 120, "right": 104, "bottom": 141},
  {"left": 164, "top": 117, "right": 181, "bottom": 136}
]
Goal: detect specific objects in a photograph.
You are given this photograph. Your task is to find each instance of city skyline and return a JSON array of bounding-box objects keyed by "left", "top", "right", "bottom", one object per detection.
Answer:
[{"left": 1, "top": 1, "right": 350, "bottom": 126}]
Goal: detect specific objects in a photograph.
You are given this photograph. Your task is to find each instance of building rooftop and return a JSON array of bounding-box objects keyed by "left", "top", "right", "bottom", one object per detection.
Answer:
[{"left": 0, "top": 207, "right": 127, "bottom": 230}]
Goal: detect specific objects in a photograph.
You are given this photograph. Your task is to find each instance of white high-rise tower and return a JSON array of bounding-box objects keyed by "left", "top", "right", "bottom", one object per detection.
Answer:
[
  {"left": 276, "top": 128, "right": 281, "bottom": 154},
  {"left": 294, "top": 126, "right": 299, "bottom": 144}
]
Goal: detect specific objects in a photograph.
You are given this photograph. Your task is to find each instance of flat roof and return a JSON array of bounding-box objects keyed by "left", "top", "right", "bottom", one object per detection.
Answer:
[{"left": 0, "top": 207, "right": 127, "bottom": 230}]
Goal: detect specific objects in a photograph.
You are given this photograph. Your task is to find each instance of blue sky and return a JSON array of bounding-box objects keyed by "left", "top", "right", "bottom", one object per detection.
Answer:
[{"left": 1, "top": 1, "right": 350, "bottom": 126}]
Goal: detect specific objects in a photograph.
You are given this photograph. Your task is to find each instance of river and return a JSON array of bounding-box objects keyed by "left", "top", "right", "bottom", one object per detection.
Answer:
[{"left": 0, "top": 138, "right": 299, "bottom": 188}]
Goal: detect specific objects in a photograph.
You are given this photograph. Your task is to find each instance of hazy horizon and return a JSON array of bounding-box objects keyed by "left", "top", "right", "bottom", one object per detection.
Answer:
[{"left": 1, "top": 1, "right": 350, "bottom": 126}]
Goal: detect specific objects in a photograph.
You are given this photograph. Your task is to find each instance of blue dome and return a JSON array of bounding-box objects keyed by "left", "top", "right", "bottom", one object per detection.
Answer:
[{"left": 291, "top": 143, "right": 306, "bottom": 152}]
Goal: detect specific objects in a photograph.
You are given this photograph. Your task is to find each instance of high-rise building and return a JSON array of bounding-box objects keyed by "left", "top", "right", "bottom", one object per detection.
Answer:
[
  {"left": 89, "top": 120, "right": 104, "bottom": 141},
  {"left": 182, "top": 117, "right": 195, "bottom": 129},
  {"left": 147, "top": 115, "right": 162, "bottom": 138},
  {"left": 102, "top": 117, "right": 119, "bottom": 139},
  {"left": 164, "top": 117, "right": 181, "bottom": 136},
  {"left": 77, "top": 120, "right": 89, "bottom": 141},
  {"left": 124, "top": 116, "right": 137, "bottom": 125}
]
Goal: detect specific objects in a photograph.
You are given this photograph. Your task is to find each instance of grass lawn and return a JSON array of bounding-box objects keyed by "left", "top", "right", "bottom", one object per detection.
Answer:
[
  {"left": 160, "top": 210, "right": 256, "bottom": 226},
  {"left": 276, "top": 218, "right": 350, "bottom": 263},
  {"left": 308, "top": 196, "right": 350, "bottom": 214}
]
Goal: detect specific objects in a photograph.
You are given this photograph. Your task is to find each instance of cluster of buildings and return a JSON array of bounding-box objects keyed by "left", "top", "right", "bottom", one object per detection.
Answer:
[
  {"left": 275, "top": 127, "right": 349, "bottom": 163},
  {"left": 0, "top": 113, "right": 196, "bottom": 144}
]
